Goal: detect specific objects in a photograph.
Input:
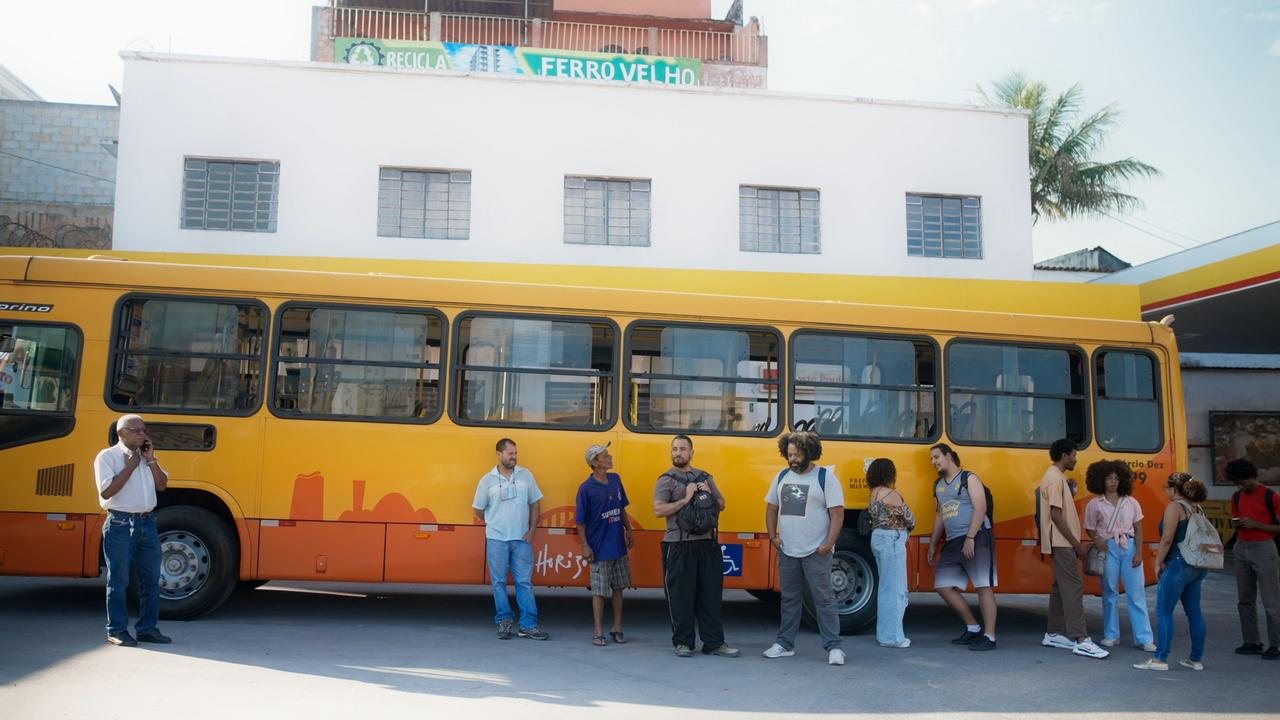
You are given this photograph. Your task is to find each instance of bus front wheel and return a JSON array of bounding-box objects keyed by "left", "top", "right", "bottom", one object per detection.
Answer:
[
  {"left": 801, "top": 531, "right": 878, "bottom": 635},
  {"left": 156, "top": 506, "right": 237, "bottom": 620}
]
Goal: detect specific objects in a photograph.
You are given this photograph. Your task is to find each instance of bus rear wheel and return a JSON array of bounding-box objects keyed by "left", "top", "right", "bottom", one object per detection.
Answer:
[
  {"left": 156, "top": 506, "right": 237, "bottom": 620},
  {"left": 801, "top": 531, "right": 877, "bottom": 635}
]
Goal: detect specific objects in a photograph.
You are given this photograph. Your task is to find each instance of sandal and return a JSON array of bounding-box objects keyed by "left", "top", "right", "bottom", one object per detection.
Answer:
[
  {"left": 592, "top": 635, "right": 607, "bottom": 646},
  {"left": 609, "top": 631, "right": 627, "bottom": 644}
]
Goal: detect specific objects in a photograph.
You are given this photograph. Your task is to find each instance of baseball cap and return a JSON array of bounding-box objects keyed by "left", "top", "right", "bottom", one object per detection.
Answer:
[{"left": 585, "top": 442, "right": 611, "bottom": 465}]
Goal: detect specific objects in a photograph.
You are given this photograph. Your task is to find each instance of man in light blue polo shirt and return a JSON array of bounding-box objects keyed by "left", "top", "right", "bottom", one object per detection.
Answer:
[{"left": 473, "top": 438, "right": 549, "bottom": 640}]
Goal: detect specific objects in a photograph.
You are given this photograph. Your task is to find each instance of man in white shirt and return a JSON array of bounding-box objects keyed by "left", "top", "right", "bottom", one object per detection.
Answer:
[
  {"left": 762, "top": 431, "right": 846, "bottom": 666},
  {"left": 473, "top": 438, "right": 548, "bottom": 640},
  {"left": 94, "top": 414, "right": 170, "bottom": 646}
]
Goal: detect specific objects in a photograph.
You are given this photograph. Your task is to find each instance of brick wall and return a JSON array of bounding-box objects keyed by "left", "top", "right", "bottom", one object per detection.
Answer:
[{"left": 0, "top": 99, "right": 117, "bottom": 247}]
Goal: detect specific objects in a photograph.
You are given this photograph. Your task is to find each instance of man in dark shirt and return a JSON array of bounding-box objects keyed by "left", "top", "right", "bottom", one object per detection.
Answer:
[
  {"left": 1227, "top": 459, "right": 1280, "bottom": 659},
  {"left": 576, "top": 443, "right": 633, "bottom": 646},
  {"left": 654, "top": 434, "right": 738, "bottom": 658}
]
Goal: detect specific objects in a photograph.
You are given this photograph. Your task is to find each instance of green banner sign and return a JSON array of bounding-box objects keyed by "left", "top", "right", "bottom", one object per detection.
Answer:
[{"left": 335, "top": 37, "right": 702, "bottom": 86}]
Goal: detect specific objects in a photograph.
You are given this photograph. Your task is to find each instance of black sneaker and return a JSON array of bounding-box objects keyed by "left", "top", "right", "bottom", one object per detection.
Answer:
[
  {"left": 951, "top": 629, "right": 983, "bottom": 645},
  {"left": 518, "top": 626, "right": 550, "bottom": 641},
  {"left": 1235, "top": 642, "right": 1264, "bottom": 655},
  {"left": 136, "top": 629, "right": 172, "bottom": 644},
  {"left": 1263, "top": 647, "right": 1280, "bottom": 660},
  {"left": 107, "top": 632, "right": 137, "bottom": 647},
  {"left": 969, "top": 635, "right": 997, "bottom": 651},
  {"left": 496, "top": 620, "right": 514, "bottom": 640}
]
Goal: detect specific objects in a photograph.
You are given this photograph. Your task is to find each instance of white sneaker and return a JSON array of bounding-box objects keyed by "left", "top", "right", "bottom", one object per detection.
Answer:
[
  {"left": 1136, "top": 642, "right": 1157, "bottom": 652},
  {"left": 1133, "top": 658, "right": 1168, "bottom": 671},
  {"left": 828, "top": 648, "right": 846, "bottom": 666},
  {"left": 1042, "top": 633, "right": 1074, "bottom": 650},
  {"left": 878, "top": 639, "right": 911, "bottom": 648},
  {"left": 1179, "top": 659, "right": 1204, "bottom": 671},
  {"left": 762, "top": 643, "right": 794, "bottom": 659},
  {"left": 1099, "top": 637, "right": 1120, "bottom": 648},
  {"left": 1072, "top": 638, "right": 1110, "bottom": 659}
]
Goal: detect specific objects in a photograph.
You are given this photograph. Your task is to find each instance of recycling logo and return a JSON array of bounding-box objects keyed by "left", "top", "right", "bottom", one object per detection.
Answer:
[{"left": 343, "top": 40, "right": 385, "bottom": 66}]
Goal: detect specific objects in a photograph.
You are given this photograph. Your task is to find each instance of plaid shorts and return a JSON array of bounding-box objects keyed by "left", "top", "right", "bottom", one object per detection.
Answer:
[{"left": 588, "top": 556, "right": 632, "bottom": 597}]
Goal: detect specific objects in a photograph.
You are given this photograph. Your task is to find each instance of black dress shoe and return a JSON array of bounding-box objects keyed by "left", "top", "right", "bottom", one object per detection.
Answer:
[
  {"left": 1235, "top": 642, "right": 1264, "bottom": 655},
  {"left": 136, "top": 629, "right": 172, "bottom": 644},
  {"left": 1263, "top": 647, "right": 1280, "bottom": 660},
  {"left": 107, "top": 632, "right": 137, "bottom": 647}
]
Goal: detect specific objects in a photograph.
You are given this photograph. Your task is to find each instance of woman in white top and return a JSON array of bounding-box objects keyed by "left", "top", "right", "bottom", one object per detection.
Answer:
[{"left": 1083, "top": 460, "right": 1154, "bottom": 651}]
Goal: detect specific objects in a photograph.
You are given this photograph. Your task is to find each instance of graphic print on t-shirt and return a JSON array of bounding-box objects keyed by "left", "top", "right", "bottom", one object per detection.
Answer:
[{"left": 780, "top": 483, "right": 809, "bottom": 516}]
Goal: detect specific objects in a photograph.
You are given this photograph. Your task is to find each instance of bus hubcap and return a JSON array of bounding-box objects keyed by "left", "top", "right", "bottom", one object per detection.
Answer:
[
  {"left": 159, "top": 530, "right": 210, "bottom": 601},
  {"left": 831, "top": 552, "right": 874, "bottom": 615}
]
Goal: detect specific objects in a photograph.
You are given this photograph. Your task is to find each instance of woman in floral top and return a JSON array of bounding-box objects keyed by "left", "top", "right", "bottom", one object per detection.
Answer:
[{"left": 866, "top": 458, "right": 915, "bottom": 648}]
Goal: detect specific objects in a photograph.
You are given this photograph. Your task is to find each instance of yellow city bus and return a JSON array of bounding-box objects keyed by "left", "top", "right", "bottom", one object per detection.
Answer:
[{"left": 0, "top": 255, "right": 1184, "bottom": 633}]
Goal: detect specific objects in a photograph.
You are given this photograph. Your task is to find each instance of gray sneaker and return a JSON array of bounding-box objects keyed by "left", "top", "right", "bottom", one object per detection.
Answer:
[
  {"left": 674, "top": 643, "right": 694, "bottom": 658},
  {"left": 518, "top": 626, "right": 550, "bottom": 641},
  {"left": 704, "top": 644, "right": 740, "bottom": 657},
  {"left": 497, "top": 620, "right": 514, "bottom": 640}
]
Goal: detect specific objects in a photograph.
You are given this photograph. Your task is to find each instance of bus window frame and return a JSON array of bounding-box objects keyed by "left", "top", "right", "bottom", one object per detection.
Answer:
[
  {"left": 268, "top": 300, "right": 449, "bottom": 425},
  {"left": 448, "top": 309, "right": 620, "bottom": 432},
  {"left": 942, "top": 337, "right": 1093, "bottom": 450},
  {"left": 0, "top": 319, "right": 83, "bottom": 450},
  {"left": 105, "top": 293, "right": 270, "bottom": 418},
  {"left": 1091, "top": 345, "right": 1165, "bottom": 454},
  {"left": 788, "top": 328, "right": 942, "bottom": 444},
  {"left": 107, "top": 421, "right": 217, "bottom": 452},
  {"left": 623, "top": 319, "right": 785, "bottom": 438}
]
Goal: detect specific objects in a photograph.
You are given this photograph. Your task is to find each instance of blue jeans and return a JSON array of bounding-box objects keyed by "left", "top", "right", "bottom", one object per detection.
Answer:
[
  {"left": 486, "top": 538, "right": 537, "bottom": 629},
  {"left": 1154, "top": 554, "right": 1206, "bottom": 663},
  {"left": 871, "top": 528, "right": 909, "bottom": 645},
  {"left": 103, "top": 511, "right": 160, "bottom": 635},
  {"left": 1101, "top": 538, "right": 1154, "bottom": 645}
]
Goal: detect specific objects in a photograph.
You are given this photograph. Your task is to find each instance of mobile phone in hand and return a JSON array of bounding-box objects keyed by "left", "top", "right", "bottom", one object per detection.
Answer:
[{"left": 140, "top": 440, "right": 152, "bottom": 453}]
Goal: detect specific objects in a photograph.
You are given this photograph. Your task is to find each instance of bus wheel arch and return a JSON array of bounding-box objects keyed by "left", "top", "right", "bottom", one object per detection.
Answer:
[{"left": 154, "top": 492, "right": 239, "bottom": 620}]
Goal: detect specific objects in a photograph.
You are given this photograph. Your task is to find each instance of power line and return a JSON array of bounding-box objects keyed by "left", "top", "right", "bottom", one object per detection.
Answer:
[
  {"left": 1124, "top": 213, "right": 1203, "bottom": 245},
  {"left": 1101, "top": 211, "right": 1193, "bottom": 250},
  {"left": 0, "top": 150, "right": 115, "bottom": 184}
]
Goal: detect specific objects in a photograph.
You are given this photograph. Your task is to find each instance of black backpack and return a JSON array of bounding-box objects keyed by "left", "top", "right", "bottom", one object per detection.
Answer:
[
  {"left": 668, "top": 471, "right": 719, "bottom": 537},
  {"left": 1232, "top": 486, "right": 1280, "bottom": 554},
  {"left": 935, "top": 470, "right": 994, "bottom": 531}
]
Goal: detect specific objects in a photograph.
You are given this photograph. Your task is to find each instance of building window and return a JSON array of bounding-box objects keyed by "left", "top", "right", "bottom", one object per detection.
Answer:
[
  {"left": 946, "top": 341, "right": 1088, "bottom": 448},
  {"left": 906, "top": 194, "right": 981, "bottom": 259},
  {"left": 791, "top": 332, "right": 937, "bottom": 441},
  {"left": 1095, "top": 350, "right": 1162, "bottom": 452},
  {"left": 109, "top": 297, "right": 266, "bottom": 415},
  {"left": 453, "top": 313, "right": 616, "bottom": 429},
  {"left": 378, "top": 168, "right": 471, "bottom": 240},
  {"left": 564, "top": 176, "right": 650, "bottom": 247},
  {"left": 182, "top": 158, "right": 279, "bottom": 232},
  {"left": 273, "top": 304, "right": 444, "bottom": 422},
  {"left": 740, "top": 186, "right": 820, "bottom": 254},
  {"left": 626, "top": 323, "right": 780, "bottom": 435}
]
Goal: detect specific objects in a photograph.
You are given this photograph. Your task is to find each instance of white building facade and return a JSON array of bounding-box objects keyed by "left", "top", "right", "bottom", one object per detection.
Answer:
[{"left": 112, "top": 53, "right": 1034, "bottom": 280}]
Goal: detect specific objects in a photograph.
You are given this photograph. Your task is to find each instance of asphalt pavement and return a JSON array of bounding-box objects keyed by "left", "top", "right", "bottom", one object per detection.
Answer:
[{"left": 1, "top": 566, "right": 1276, "bottom": 719}]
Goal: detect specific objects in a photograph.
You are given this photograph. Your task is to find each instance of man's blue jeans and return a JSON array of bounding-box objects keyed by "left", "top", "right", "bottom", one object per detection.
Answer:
[
  {"left": 486, "top": 538, "right": 538, "bottom": 630},
  {"left": 103, "top": 511, "right": 161, "bottom": 635},
  {"left": 1154, "top": 554, "right": 1206, "bottom": 663}
]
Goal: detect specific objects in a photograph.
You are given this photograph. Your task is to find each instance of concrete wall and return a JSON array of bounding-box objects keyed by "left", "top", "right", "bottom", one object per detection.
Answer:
[
  {"left": 113, "top": 53, "right": 1033, "bottom": 280},
  {"left": 0, "top": 99, "right": 116, "bottom": 248},
  {"left": 1183, "top": 368, "right": 1280, "bottom": 500}
]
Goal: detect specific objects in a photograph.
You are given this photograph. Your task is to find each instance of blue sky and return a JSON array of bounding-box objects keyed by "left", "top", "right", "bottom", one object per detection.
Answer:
[{"left": 4, "top": 0, "right": 1277, "bottom": 265}]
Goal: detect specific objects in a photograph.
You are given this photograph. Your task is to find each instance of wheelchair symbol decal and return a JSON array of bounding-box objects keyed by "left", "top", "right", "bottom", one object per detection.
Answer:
[{"left": 721, "top": 543, "right": 743, "bottom": 577}]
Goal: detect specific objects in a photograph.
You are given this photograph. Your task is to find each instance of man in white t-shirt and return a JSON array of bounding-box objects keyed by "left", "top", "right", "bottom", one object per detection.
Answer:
[
  {"left": 473, "top": 438, "right": 548, "bottom": 640},
  {"left": 94, "top": 414, "right": 170, "bottom": 647},
  {"left": 762, "top": 431, "right": 846, "bottom": 665}
]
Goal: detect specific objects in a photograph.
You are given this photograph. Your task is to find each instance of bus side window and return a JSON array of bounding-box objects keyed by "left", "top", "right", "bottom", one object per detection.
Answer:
[
  {"left": 0, "top": 323, "right": 80, "bottom": 449},
  {"left": 1095, "top": 350, "right": 1161, "bottom": 452},
  {"left": 947, "top": 341, "right": 1088, "bottom": 448}
]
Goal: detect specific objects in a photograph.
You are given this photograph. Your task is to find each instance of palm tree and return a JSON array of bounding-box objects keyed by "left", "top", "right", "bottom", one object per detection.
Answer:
[{"left": 977, "top": 72, "right": 1160, "bottom": 222}]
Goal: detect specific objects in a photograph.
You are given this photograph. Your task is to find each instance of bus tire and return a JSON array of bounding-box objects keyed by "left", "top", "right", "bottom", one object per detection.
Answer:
[
  {"left": 801, "top": 531, "right": 877, "bottom": 635},
  {"left": 155, "top": 506, "right": 238, "bottom": 620}
]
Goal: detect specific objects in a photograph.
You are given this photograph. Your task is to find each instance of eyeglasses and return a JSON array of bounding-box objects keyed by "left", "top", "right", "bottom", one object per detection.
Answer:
[{"left": 120, "top": 426, "right": 146, "bottom": 433}]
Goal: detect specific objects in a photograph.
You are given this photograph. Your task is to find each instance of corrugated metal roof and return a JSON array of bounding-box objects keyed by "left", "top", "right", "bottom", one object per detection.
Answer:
[{"left": 1034, "top": 246, "right": 1132, "bottom": 273}]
